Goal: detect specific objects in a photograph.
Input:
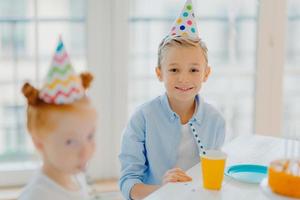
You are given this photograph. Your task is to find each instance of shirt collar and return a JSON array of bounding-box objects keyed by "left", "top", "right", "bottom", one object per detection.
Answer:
[{"left": 159, "top": 93, "right": 204, "bottom": 124}]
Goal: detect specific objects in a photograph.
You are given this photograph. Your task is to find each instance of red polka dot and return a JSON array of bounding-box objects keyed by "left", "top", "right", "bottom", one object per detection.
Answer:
[{"left": 187, "top": 20, "right": 192, "bottom": 25}]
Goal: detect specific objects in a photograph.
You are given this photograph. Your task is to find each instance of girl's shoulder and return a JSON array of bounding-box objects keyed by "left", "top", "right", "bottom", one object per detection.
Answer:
[{"left": 18, "top": 176, "right": 49, "bottom": 200}]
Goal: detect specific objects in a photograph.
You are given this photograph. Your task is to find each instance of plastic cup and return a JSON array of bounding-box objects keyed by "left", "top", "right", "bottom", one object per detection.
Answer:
[{"left": 200, "top": 150, "right": 227, "bottom": 190}]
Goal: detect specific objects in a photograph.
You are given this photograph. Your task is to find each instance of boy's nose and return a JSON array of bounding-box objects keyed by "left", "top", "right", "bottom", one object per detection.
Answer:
[{"left": 178, "top": 72, "right": 189, "bottom": 83}]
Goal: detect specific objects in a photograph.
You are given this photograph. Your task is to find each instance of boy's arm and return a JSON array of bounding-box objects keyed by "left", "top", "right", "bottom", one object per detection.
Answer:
[
  {"left": 130, "top": 167, "right": 192, "bottom": 200},
  {"left": 130, "top": 183, "right": 160, "bottom": 200},
  {"left": 119, "top": 109, "right": 149, "bottom": 200}
]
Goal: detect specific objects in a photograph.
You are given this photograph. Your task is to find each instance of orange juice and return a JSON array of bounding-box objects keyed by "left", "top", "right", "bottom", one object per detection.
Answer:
[{"left": 201, "top": 150, "right": 227, "bottom": 190}]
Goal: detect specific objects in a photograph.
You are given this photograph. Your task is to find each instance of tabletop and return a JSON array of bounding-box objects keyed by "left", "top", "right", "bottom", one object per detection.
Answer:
[{"left": 144, "top": 134, "right": 297, "bottom": 200}]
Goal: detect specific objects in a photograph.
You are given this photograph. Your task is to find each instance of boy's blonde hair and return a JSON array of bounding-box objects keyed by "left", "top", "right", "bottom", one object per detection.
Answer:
[
  {"left": 157, "top": 36, "right": 208, "bottom": 68},
  {"left": 22, "top": 73, "right": 95, "bottom": 137}
]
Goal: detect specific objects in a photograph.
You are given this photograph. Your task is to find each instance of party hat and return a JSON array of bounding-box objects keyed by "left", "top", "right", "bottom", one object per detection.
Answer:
[
  {"left": 39, "top": 37, "right": 85, "bottom": 104},
  {"left": 169, "top": 0, "right": 199, "bottom": 39}
]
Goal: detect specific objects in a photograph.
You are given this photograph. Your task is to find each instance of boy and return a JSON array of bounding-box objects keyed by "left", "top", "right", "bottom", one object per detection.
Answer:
[{"left": 119, "top": 0, "right": 225, "bottom": 199}]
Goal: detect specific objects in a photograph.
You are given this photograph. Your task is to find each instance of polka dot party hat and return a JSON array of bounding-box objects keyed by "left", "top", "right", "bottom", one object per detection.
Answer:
[
  {"left": 169, "top": 0, "right": 199, "bottom": 39},
  {"left": 39, "top": 37, "right": 85, "bottom": 104}
]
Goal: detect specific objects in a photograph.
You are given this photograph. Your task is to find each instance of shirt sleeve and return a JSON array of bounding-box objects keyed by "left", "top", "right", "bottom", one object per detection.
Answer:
[{"left": 119, "top": 109, "right": 148, "bottom": 200}]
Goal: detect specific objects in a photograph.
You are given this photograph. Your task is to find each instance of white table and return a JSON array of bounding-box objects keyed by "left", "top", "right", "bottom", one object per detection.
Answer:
[{"left": 145, "top": 134, "right": 295, "bottom": 200}]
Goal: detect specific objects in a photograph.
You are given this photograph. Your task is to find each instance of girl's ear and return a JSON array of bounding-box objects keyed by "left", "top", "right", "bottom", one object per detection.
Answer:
[
  {"left": 155, "top": 67, "right": 163, "bottom": 82},
  {"left": 203, "top": 66, "right": 211, "bottom": 82},
  {"left": 32, "top": 135, "right": 44, "bottom": 152}
]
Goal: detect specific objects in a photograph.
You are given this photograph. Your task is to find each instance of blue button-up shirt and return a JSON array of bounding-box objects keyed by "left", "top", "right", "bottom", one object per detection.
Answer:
[{"left": 119, "top": 93, "right": 225, "bottom": 200}]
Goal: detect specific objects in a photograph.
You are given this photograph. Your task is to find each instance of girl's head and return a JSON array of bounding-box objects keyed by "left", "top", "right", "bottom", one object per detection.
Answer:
[
  {"left": 22, "top": 72, "right": 97, "bottom": 174},
  {"left": 156, "top": 36, "right": 211, "bottom": 104}
]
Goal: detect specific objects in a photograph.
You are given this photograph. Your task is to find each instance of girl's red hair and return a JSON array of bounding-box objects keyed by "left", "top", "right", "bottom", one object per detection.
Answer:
[{"left": 21, "top": 72, "right": 95, "bottom": 137}]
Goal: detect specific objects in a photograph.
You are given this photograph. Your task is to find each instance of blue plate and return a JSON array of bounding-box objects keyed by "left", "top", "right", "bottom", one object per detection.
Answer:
[{"left": 225, "top": 164, "right": 268, "bottom": 184}]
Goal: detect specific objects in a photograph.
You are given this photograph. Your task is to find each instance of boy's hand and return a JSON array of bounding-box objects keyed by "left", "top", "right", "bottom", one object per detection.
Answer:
[{"left": 162, "top": 167, "right": 192, "bottom": 185}]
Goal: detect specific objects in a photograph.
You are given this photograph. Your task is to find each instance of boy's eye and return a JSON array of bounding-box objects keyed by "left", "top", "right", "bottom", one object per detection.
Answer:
[
  {"left": 191, "top": 68, "right": 200, "bottom": 72},
  {"left": 169, "top": 68, "right": 178, "bottom": 72}
]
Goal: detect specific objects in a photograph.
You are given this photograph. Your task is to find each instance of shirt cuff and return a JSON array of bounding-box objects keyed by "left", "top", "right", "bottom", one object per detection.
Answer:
[{"left": 122, "top": 178, "right": 143, "bottom": 200}]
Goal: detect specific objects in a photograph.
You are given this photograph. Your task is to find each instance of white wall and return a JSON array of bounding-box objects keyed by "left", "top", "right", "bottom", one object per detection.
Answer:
[
  {"left": 86, "top": 0, "right": 129, "bottom": 179},
  {"left": 255, "top": 0, "right": 287, "bottom": 136}
]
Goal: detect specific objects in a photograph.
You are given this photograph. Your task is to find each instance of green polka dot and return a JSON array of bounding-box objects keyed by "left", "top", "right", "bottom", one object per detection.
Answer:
[
  {"left": 183, "top": 12, "right": 188, "bottom": 17},
  {"left": 191, "top": 27, "right": 196, "bottom": 33},
  {"left": 187, "top": 4, "right": 192, "bottom": 10}
]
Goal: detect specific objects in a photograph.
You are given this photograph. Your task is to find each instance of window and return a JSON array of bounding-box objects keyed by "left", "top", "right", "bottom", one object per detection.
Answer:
[
  {"left": 128, "top": 0, "right": 258, "bottom": 139},
  {"left": 283, "top": 0, "right": 300, "bottom": 131},
  {"left": 0, "top": 105, "right": 33, "bottom": 162},
  {"left": 0, "top": 0, "right": 86, "bottom": 177}
]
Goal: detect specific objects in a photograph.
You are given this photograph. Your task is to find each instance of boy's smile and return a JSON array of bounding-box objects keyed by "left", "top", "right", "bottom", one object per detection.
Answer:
[{"left": 175, "top": 86, "right": 194, "bottom": 92}]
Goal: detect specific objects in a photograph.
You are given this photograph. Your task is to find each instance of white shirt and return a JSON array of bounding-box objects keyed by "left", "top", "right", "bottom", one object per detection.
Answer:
[
  {"left": 175, "top": 123, "right": 200, "bottom": 170},
  {"left": 18, "top": 171, "right": 90, "bottom": 200}
]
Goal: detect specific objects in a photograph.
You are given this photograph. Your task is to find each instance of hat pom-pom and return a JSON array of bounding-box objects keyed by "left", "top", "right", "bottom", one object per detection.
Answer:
[
  {"left": 80, "top": 72, "right": 93, "bottom": 89},
  {"left": 22, "top": 83, "right": 40, "bottom": 105}
]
